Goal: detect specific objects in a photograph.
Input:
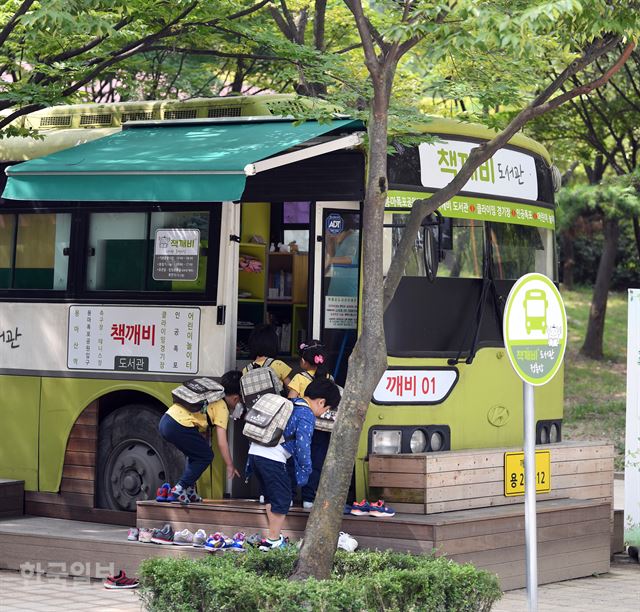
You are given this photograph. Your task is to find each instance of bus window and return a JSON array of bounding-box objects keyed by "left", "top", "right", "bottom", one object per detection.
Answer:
[
  {"left": 0, "top": 212, "right": 71, "bottom": 290},
  {"left": 86, "top": 210, "right": 211, "bottom": 292},
  {"left": 0, "top": 214, "right": 16, "bottom": 288},
  {"left": 383, "top": 213, "right": 484, "bottom": 279},
  {"left": 488, "top": 223, "right": 556, "bottom": 281}
]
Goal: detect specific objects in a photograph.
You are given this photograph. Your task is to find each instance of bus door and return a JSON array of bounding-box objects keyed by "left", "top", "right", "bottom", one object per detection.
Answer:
[{"left": 312, "top": 202, "right": 362, "bottom": 385}]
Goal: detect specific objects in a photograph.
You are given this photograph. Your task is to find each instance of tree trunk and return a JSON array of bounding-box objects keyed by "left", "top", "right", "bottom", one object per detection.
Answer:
[
  {"left": 561, "top": 230, "right": 575, "bottom": 290},
  {"left": 580, "top": 217, "right": 619, "bottom": 359},
  {"left": 291, "top": 72, "right": 392, "bottom": 580}
]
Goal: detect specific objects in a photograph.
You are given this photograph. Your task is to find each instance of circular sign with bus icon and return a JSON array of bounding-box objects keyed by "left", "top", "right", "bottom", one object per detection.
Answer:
[{"left": 503, "top": 273, "right": 567, "bottom": 386}]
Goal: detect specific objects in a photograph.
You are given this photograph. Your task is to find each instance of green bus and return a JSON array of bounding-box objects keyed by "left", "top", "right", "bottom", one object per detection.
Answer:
[{"left": 0, "top": 95, "right": 562, "bottom": 515}]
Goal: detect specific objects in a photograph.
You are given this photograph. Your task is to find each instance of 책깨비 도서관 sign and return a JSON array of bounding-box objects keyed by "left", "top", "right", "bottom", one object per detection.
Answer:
[{"left": 503, "top": 273, "right": 567, "bottom": 386}]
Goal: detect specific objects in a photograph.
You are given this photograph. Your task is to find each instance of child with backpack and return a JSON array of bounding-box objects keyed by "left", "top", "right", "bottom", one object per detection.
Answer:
[
  {"left": 287, "top": 341, "right": 333, "bottom": 399},
  {"left": 245, "top": 377, "right": 341, "bottom": 551},
  {"left": 286, "top": 341, "right": 337, "bottom": 508},
  {"left": 158, "top": 371, "right": 242, "bottom": 504},
  {"left": 242, "top": 324, "right": 292, "bottom": 396}
]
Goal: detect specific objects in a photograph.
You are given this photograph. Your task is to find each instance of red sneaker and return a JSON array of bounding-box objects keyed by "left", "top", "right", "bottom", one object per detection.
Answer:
[{"left": 103, "top": 570, "right": 139, "bottom": 589}]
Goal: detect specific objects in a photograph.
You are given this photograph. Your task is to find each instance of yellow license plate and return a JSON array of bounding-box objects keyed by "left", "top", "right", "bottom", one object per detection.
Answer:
[{"left": 504, "top": 450, "right": 551, "bottom": 496}]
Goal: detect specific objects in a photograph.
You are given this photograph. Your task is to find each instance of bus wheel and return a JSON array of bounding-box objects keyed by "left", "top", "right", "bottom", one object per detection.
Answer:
[{"left": 96, "top": 404, "right": 184, "bottom": 512}]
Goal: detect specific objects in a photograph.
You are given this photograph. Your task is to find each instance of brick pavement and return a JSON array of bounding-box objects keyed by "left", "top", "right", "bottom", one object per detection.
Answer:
[
  {"left": 1, "top": 561, "right": 637, "bottom": 611},
  {"left": 0, "top": 570, "right": 142, "bottom": 612},
  {"left": 493, "top": 561, "right": 639, "bottom": 612}
]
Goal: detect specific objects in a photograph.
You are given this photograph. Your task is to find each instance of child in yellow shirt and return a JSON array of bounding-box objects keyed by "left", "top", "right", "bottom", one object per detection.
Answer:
[
  {"left": 242, "top": 324, "right": 292, "bottom": 386},
  {"left": 288, "top": 340, "right": 332, "bottom": 398},
  {"left": 158, "top": 370, "right": 242, "bottom": 504}
]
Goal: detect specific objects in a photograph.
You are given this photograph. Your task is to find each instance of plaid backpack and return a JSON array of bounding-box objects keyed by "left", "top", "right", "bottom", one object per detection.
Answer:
[
  {"left": 240, "top": 358, "right": 283, "bottom": 410},
  {"left": 171, "top": 378, "right": 225, "bottom": 413},
  {"left": 242, "top": 393, "right": 293, "bottom": 446}
]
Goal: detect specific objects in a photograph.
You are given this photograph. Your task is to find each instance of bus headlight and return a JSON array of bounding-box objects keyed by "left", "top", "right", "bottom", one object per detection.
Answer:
[
  {"left": 410, "top": 429, "right": 427, "bottom": 453},
  {"left": 371, "top": 429, "right": 402, "bottom": 454},
  {"left": 550, "top": 423, "right": 560, "bottom": 443},
  {"left": 430, "top": 431, "right": 444, "bottom": 451}
]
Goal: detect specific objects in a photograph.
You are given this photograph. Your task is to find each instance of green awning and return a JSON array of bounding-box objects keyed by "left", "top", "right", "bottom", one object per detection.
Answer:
[{"left": 2, "top": 119, "right": 361, "bottom": 202}]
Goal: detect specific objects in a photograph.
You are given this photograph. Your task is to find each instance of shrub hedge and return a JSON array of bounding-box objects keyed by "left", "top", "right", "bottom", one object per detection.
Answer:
[{"left": 138, "top": 549, "right": 502, "bottom": 612}]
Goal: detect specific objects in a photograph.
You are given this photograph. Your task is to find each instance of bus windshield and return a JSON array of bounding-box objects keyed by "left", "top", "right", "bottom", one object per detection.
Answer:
[{"left": 488, "top": 223, "right": 556, "bottom": 281}]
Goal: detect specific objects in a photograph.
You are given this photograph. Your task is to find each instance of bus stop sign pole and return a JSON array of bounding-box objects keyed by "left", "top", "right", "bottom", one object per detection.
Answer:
[
  {"left": 503, "top": 273, "right": 567, "bottom": 612},
  {"left": 524, "top": 381, "right": 538, "bottom": 610}
]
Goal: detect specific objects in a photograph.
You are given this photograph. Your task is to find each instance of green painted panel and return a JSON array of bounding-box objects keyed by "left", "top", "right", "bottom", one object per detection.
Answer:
[
  {"left": 354, "top": 348, "right": 563, "bottom": 499},
  {"left": 0, "top": 375, "right": 40, "bottom": 489},
  {"left": 39, "top": 377, "right": 174, "bottom": 492},
  {"left": 387, "top": 191, "right": 555, "bottom": 228},
  {"left": 38, "top": 377, "right": 226, "bottom": 499}
]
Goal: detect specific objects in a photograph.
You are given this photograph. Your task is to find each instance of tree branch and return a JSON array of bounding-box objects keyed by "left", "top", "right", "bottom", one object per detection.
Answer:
[
  {"left": 383, "top": 40, "right": 635, "bottom": 309},
  {"left": 0, "top": 0, "right": 35, "bottom": 48}
]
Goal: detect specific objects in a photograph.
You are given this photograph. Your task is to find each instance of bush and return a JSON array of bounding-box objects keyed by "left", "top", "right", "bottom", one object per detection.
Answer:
[{"left": 138, "top": 549, "right": 502, "bottom": 612}]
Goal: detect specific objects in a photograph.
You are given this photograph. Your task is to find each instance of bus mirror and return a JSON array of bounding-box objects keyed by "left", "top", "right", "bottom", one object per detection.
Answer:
[{"left": 422, "top": 223, "right": 439, "bottom": 282}]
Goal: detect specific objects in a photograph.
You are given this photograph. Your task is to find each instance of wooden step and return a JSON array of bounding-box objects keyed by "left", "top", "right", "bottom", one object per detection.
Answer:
[
  {"left": 137, "top": 497, "right": 611, "bottom": 590},
  {"left": 0, "top": 479, "right": 24, "bottom": 518},
  {"left": 0, "top": 515, "right": 201, "bottom": 579}
]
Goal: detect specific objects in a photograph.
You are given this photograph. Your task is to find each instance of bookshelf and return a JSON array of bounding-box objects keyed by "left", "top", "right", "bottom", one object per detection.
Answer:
[{"left": 236, "top": 203, "right": 310, "bottom": 357}]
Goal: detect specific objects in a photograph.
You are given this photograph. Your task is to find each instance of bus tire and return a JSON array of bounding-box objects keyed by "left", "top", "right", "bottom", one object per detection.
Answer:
[{"left": 96, "top": 404, "right": 184, "bottom": 512}]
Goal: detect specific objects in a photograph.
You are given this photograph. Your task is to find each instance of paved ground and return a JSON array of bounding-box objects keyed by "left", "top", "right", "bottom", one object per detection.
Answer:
[
  {"left": 0, "top": 570, "right": 142, "bottom": 611},
  {"left": 1, "top": 560, "right": 637, "bottom": 611},
  {"left": 493, "top": 560, "right": 639, "bottom": 612}
]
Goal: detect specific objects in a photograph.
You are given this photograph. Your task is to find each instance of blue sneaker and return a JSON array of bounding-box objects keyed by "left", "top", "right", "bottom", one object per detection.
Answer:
[
  {"left": 155, "top": 483, "right": 170, "bottom": 502},
  {"left": 368, "top": 500, "right": 395, "bottom": 518},
  {"left": 350, "top": 500, "right": 370, "bottom": 516},
  {"left": 223, "top": 532, "right": 246, "bottom": 552},
  {"left": 204, "top": 532, "right": 226, "bottom": 553},
  {"left": 343, "top": 504, "right": 352, "bottom": 515},
  {"left": 258, "top": 536, "right": 286, "bottom": 551}
]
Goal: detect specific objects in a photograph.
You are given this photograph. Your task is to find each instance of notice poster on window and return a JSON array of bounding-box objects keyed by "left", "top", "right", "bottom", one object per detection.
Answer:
[
  {"left": 153, "top": 228, "right": 200, "bottom": 281},
  {"left": 67, "top": 305, "right": 200, "bottom": 373},
  {"left": 325, "top": 296, "right": 357, "bottom": 329}
]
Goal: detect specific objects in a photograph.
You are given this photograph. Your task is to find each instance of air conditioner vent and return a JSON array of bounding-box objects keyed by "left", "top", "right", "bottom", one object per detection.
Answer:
[
  {"left": 265, "top": 100, "right": 308, "bottom": 116},
  {"left": 207, "top": 107, "right": 242, "bottom": 118},
  {"left": 80, "top": 114, "right": 112, "bottom": 126},
  {"left": 122, "top": 111, "right": 155, "bottom": 123},
  {"left": 40, "top": 116, "right": 72, "bottom": 127},
  {"left": 163, "top": 109, "right": 197, "bottom": 120}
]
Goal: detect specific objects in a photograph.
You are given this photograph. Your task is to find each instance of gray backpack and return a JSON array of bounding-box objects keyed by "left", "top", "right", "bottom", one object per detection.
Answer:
[
  {"left": 171, "top": 377, "right": 225, "bottom": 413},
  {"left": 243, "top": 393, "right": 293, "bottom": 447},
  {"left": 240, "top": 359, "right": 283, "bottom": 410}
]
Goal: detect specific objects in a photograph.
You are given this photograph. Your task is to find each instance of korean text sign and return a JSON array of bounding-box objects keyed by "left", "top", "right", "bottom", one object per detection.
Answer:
[{"left": 67, "top": 305, "right": 200, "bottom": 374}]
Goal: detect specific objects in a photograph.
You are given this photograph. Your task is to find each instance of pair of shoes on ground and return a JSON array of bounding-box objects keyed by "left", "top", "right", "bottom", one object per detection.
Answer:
[
  {"left": 174, "top": 528, "right": 208, "bottom": 547},
  {"left": 348, "top": 499, "right": 395, "bottom": 517},
  {"left": 156, "top": 482, "right": 202, "bottom": 504},
  {"left": 128, "top": 524, "right": 174, "bottom": 544},
  {"left": 104, "top": 570, "right": 139, "bottom": 589},
  {"left": 204, "top": 531, "right": 247, "bottom": 553}
]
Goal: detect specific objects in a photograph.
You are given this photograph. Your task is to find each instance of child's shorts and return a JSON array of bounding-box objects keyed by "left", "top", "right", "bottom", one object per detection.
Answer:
[{"left": 248, "top": 455, "right": 292, "bottom": 515}]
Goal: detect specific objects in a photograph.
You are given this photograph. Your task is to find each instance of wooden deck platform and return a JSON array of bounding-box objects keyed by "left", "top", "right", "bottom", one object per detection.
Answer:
[
  {"left": 137, "top": 497, "right": 611, "bottom": 591},
  {"left": 0, "top": 515, "right": 201, "bottom": 580}
]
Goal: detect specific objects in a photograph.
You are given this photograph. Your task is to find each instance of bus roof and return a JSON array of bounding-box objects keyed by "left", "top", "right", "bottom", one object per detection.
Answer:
[{"left": 0, "top": 95, "right": 551, "bottom": 165}]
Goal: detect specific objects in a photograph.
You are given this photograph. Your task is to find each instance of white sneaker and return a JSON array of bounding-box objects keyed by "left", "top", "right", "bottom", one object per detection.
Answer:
[
  {"left": 337, "top": 532, "right": 358, "bottom": 552},
  {"left": 173, "top": 528, "right": 194, "bottom": 546},
  {"left": 303, "top": 501, "right": 314, "bottom": 509},
  {"left": 259, "top": 495, "right": 265, "bottom": 504},
  {"left": 193, "top": 529, "right": 207, "bottom": 548}
]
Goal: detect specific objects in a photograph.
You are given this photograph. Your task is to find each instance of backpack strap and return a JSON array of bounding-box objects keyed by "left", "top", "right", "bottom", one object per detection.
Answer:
[
  {"left": 301, "top": 371, "right": 314, "bottom": 381},
  {"left": 263, "top": 358, "right": 275, "bottom": 368}
]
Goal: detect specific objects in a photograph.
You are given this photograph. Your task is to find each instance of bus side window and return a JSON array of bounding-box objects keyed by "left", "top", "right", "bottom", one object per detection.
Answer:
[{"left": 0, "top": 212, "right": 71, "bottom": 290}]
